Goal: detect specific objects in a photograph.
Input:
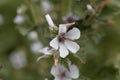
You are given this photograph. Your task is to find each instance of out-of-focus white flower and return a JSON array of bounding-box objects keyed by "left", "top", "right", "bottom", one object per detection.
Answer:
[
  {"left": 45, "top": 14, "right": 56, "bottom": 30},
  {"left": 9, "top": 50, "right": 27, "bottom": 69},
  {"left": 30, "top": 41, "right": 43, "bottom": 53},
  {"left": 41, "top": 0, "right": 53, "bottom": 13},
  {"left": 14, "top": 4, "right": 26, "bottom": 24},
  {"left": 27, "top": 31, "right": 38, "bottom": 40},
  {"left": 17, "top": 4, "right": 27, "bottom": 14},
  {"left": 37, "top": 47, "right": 54, "bottom": 61},
  {"left": 44, "top": 78, "right": 49, "bottom": 80},
  {"left": 63, "top": 13, "right": 79, "bottom": 23},
  {"left": 86, "top": 4, "right": 94, "bottom": 14},
  {"left": 14, "top": 15, "right": 25, "bottom": 24},
  {"left": 51, "top": 62, "right": 79, "bottom": 80},
  {"left": 50, "top": 24, "right": 80, "bottom": 58}
]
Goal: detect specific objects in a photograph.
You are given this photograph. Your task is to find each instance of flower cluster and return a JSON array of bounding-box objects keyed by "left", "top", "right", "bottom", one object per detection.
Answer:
[
  {"left": 37, "top": 14, "right": 81, "bottom": 79},
  {"left": 45, "top": 14, "right": 81, "bottom": 58}
]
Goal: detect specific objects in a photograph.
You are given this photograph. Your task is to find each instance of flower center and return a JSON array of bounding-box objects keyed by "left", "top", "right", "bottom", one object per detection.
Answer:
[
  {"left": 66, "top": 16, "right": 75, "bottom": 23},
  {"left": 58, "top": 35, "right": 65, "bottom": 42},
  {"left": 60, "top": 71, "right": 66, "bottom": 78}
]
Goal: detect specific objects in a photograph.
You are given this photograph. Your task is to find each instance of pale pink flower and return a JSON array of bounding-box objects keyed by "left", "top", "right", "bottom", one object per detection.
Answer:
[
  {"left": 30, "top": 41, "right": 43, "bottom": 53},
  {"left": 27, "top": 31, "right": 38, "bottom": 40},
  {"left": 51, "top": 63, "right": 79, "bottom": 80},
  {"left": 9, "top": 50, "right": 27, "bottom": 69},
  {"left": 14, "top": 15, "right": 25, "bottom": 24},
  {"left": 41, "top": 0, "right": 53, "bottom": 13},
  {"left": 50, "top": 25, "right": 80, "bottom": 58}
]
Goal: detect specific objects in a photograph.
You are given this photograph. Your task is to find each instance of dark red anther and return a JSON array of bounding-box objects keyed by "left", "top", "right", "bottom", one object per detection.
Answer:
[
  {"left": 60, "top": 71, "right": 66, "bottom": 78},
  {"left": 58, "top": 36, "right": 65, "bottom": 42},
  {"left": 66, "top": 16, "right": 75, "bottom": 23}
]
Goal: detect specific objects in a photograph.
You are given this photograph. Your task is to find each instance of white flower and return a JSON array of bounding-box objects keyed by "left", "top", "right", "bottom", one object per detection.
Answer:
[
  {"left": 50, "top": 24, "right": 80, "bottom": 58},
  {"left": 30, "top": 41, "right": 43, "bottom": 54},
  {"left": 27, "top": 31, "right": 38, "bottom": 40},
  {"left": 14, "top": 15, "right": 25, "bottom": 24},
  {"left": 51, "top": 63, "right": 79, "bottom": 80},
  {"left": 37, "top": 47, "right": 54, "bottom": 61},
  {"left": 45, "top": 14, "right": 80, "bottom": 58},
  {"left": 41, "top": 0, "right": 53, "bottom": 13},
  {"left": 9, "top": 50, "right": 27, "bottom": 69}
]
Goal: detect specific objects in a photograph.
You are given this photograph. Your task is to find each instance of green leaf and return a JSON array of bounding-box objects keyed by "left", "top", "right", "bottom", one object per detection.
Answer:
[
  {"left": 60, "top": 58, "right": 70, "bottom": 71},
  {"left": 98, "top": 1, "right": 120, "bottom": 20},
  {"left": 73, "top": 54, "right": 86, "bottom": 64},
  {"left": 74, "top": 75, "right": 91, "bottom": 80},
  {"left": 16, "top": 24, "right": 34, "bottom": 36}
]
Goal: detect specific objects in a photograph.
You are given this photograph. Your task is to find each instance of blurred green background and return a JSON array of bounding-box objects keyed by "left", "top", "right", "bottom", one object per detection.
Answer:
[{"left": 0, "top": 0, "right": 120, "bottom": 80}]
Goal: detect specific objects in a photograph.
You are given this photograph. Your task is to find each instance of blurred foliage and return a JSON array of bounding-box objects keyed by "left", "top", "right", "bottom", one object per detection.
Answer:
[{"left": 0, "top": 0, "right": 120, "bottom": 80}]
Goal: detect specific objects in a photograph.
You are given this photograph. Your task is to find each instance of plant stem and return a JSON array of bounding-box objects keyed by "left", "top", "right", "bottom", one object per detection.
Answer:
[
  {"left": 68, "top": 0, "right": 73, "bottom": 13},
  {"left": 61, "top": 0, "right": 73, "bottom": 16},
  {"left": 25, "top": 0, "right": 37, "bottom": 25}
]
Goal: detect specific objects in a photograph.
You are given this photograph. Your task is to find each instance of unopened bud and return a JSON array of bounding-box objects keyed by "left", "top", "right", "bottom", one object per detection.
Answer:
[
  {"left": 45, "top": 14, "right": 56, "bottom": 30},
  {"left": 86, "top": 4, "right": 94, "bottom": 14}
]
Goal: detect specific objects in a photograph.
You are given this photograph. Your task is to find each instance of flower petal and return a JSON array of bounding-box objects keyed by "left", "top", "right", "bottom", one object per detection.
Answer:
[
  {"left": 59, "top": 43, "right": 69, "bottom": 58},
  {"left": 51, "top": 66, "right": 59, "bottom": 77},
  {"left": 64, "top": 28, "right": 80, "bottom": 40},
  {"left": 64, "top": 40, "right": 80, "bottom": 53},
  {"left": 50, "top": 37, "right": 59, "bottom": 50},
  {"left": 37, "top": 55, "right": 48, "bottom": 61},
  {"left": 45, "top": 14, "right": 55, "bottom": 29},
  {"left": 58, "top": 24, "right": 67, "bottom": 34},
  {"left": 69, "top": 64, "right": 79, "bottom": 79},
  {"left": 39, "top": 47, "right": 52, "bottom": 55},
  {"left": 14, "top": 15, "right": 25, "bottom": 24}
]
